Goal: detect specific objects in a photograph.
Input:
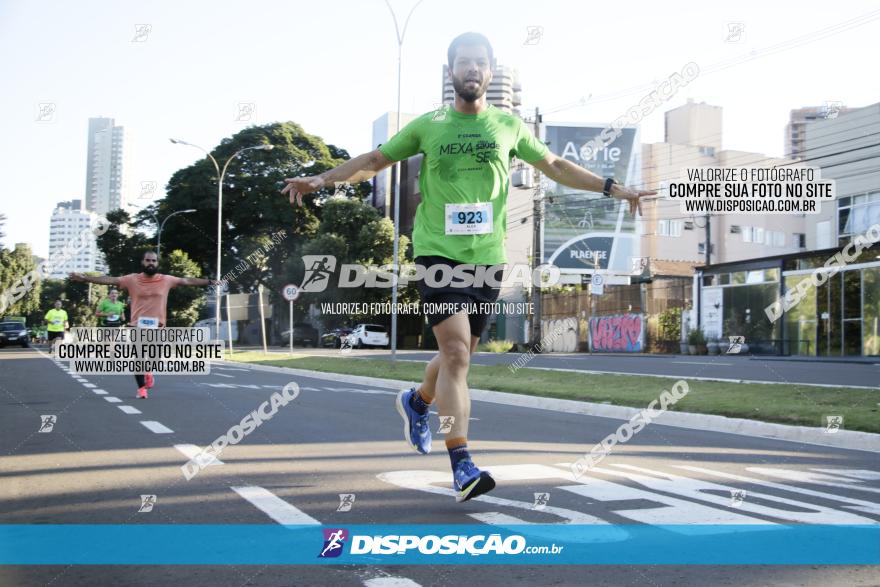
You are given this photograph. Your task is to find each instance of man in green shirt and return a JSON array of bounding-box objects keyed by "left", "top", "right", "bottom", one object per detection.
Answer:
[
  {"left": 95, "top": 288, "right": 126, "bottom": 327},
  {"left": 44, "top": 300, "right": 69, "bottom": 343},
  {"left": 282, "top": 32, "right": 654, "bottom": 502}
]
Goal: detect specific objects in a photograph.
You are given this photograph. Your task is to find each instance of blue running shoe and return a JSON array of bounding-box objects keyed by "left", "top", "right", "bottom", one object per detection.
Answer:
[
  {"left": 453, "top": 459, "right": 495, "bottom": 502},
  {"left": 395, "top": 388, "right": 431, "bottom": 454}
]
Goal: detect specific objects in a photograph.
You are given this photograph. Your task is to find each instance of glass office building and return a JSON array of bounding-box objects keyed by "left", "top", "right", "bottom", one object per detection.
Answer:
[{"left": 697, "top": 245, "right": 880, "bottom": 356}]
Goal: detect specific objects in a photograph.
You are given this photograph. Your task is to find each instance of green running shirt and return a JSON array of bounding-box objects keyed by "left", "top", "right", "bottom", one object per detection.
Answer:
[
  {"left": 379, "top": 104, "right": 548, "bottom": 265},
  {"left": 44, "top": 309, "right": 68, "bottom": 332},
  {"left": 98, "top": 299, "right": 125, "bottom": 326}
]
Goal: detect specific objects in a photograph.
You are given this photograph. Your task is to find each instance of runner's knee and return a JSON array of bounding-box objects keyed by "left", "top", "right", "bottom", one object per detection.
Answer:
[{"left": 439, "top": 339, "right": 471, "bottom": 370}]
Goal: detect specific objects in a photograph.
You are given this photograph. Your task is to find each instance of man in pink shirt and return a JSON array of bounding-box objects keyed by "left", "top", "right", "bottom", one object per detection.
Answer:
[{"left": 70, "top": 250, "right": 218, "bottom": 398}]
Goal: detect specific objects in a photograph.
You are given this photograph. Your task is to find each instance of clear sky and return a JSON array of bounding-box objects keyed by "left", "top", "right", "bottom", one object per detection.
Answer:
[{"left": 1, "top": 0, "right": 877, "bottom": 257}]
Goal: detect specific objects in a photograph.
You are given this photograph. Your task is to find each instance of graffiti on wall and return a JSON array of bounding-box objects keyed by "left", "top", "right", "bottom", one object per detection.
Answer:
[
  {"left": 589, "top": 313, "right": 644, "bottom": 352},
  {"left": 540, "top": 317, "right": 579, "bottom": 352}
]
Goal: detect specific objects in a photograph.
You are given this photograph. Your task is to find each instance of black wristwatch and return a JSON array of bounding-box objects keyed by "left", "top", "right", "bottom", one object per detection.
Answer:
[{"left": 603, "top": 178, "right": 616, "bottom": 198}]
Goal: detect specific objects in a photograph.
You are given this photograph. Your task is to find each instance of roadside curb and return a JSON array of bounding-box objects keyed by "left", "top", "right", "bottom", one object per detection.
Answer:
[{"left": 221, "top": 360, "right": 880, "bottom": 454}]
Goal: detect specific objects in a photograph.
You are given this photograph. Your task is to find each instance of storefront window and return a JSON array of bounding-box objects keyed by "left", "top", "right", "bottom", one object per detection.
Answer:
[
  {"left": 722, "top": 283, "right": 779, "bottom": 351},
  {"left": 784, "top": 277, "right": 817, "bottom": 356},
  {"left": 863, "top": 267, "right": 880, "bottom": 356}
]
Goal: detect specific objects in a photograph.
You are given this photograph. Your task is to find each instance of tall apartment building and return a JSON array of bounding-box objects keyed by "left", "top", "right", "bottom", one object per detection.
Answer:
[
  {"left": 370, "top": 112, "right": 418, "bottom": 220},
  {"left": 47, "top": 200, "right": 105, "bottom": 279},
  {"left": 84, "top": 117, "right": 127, "bottom": 215},
  {"left": 643, "top": 100, "right": 805, "bottom": 267},
  {"left": 441, "top": 63, "right": 522, "bottom": 115},
  {"left": 785, "top": 104, "right": 852, "bottom": 160}
]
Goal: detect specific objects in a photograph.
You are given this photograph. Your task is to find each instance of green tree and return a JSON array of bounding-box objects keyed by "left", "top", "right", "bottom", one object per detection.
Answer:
[
  {"left": 155, "top": 122, "right": 364, "bottom": 295},
  {"left": 96, "top": 209, "right": 152, "bottom": 276},
  {"left": 0, "top": 243, "right": 42, "bottom": 320},
  {"left": 164, "top": 249, "right": 207, "bottom": 326},
  {"left": 291, "top": 198, "right": 416, "bottom": 330}
]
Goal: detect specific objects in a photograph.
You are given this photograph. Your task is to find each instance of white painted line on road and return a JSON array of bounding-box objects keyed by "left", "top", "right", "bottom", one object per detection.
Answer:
[
  {"left": 82, "top": 383, "right": 97, "bottom": 388},
  {"left": 812, "top": 468, "right": 880, "bottom": 481},
  {"left": 175, "top": 444, "right": 224, "bottom": 466},
  {"left": 118, "top": 405, "right": 141, "bottom": 415},
  {"left": 328, "top": 387, "right": 395, "bottom": 396},
  {"left": 104, "top": 396, "right": 123, "bottom": 403},
  {"left": 214, "top": 373, "right": 234, "bottom": 378},
  {"left": 364, "top": 578, "right": 423, "bottom": 587},
  {"left": 231, "top": 486, "right": 321, "bottom": 525},
  {"left": 140, "top": 421, "right": 174, "bottom": 434},
  {"left": 92, "top": 389, "right": 108, "bottom": 395},
  {"left": 215, "top": 367, "right": 249, "bottom": 372},
  {"left": 745, "top": 466, "right": 880, "bottom": 496},
  {"left": 606, "top": 463, "right": 876, "bottom": 524},
  {"left": 676, "top": 465, "right": 880, "bottom": 516},
  {"left": 672, "top": 361, "right": 733, "bottom": 366}
]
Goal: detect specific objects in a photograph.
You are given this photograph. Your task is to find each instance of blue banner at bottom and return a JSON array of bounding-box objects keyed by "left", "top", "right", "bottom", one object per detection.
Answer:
[{"left": 1, "top": 525, "right": 877, "bottom": 565}]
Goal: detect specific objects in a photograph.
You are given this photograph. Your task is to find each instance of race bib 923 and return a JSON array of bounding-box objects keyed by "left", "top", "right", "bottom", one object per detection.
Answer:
[{"left": 445, "top": 202, "right": 493, "bottom": 235}]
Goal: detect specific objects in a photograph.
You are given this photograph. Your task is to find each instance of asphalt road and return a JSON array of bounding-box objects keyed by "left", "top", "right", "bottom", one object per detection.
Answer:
[{"left": 1, "top": 345, "right": 879, "bottom": 586}]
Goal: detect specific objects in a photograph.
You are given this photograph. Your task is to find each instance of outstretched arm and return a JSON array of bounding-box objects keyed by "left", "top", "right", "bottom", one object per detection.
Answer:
[
  {"left": 530, "top": 153, "right": 656, "bottom": 216},
  {"left": 176, "top": 277, "right": 219, "bottom": 287},
  {"left": 69, "top": 273, "right": 121, "bottom": 286},
  {"left": 281, "top": 149, "right": 394, "bottom": 207}
]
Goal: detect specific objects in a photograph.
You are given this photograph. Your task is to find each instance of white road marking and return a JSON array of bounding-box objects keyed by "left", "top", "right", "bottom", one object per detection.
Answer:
[
  {"left": 174, "top": 444, "right": 224, "bottom": 466},
  {"left": 672, "top": 361, "right": 733, "bottom": 366},
  {"left": 326, "top": 387, "right": 395, "bottom": 396},
  {"left": 214, "top": 373, "right": 234, "bottom": 378},
  {"left": 214, "top": 367, "right": 249, "bottom": 372},
  {"left": 231, "top": 486, "right": 321, "bottom": 525},
  {"left": 605, "top": 464, "right": 877, "bottom": 524},
  {"left": 104, "top": 397, "right": 123, "bottom": 403},
  {"left": 140, "top": 421, "right": 174, "bottom": 434},
  {"left": 745, "top": 467, "right": 880, "bottom": 495},
  {"left": 92, "top": 389, "right": 108, "bottom": 395},
  {"left": 812, "top": 468, "right": 880, "bottom": 481},
  {"left": 378, "top": 465, "right": 628, "bottom": 543},
  {"left": 364, "top": 578, "right": 423, "bottom": 587},
  {"left": 677, "top": 465, "right": 880, "bottom": 516},
  {"left": 118, "top": 405, "right": 141, "bottom": 415},
  {"left": 82, "top": 383, "right": 97, "bottom": 388}
]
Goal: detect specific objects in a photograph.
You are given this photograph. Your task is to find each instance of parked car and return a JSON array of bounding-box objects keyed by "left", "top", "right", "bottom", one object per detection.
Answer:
[
  {"left": 321, "top": 327, "right": 353, "bottom": 348},
  {"left": 0, "top": 321, "right": 30, "bottom": 347},
  {"left": 279, "top": 322, "right": 319, "bottom": 347},
  {"left": 345, "top": 324, "right": 390, "bottom": 349}
]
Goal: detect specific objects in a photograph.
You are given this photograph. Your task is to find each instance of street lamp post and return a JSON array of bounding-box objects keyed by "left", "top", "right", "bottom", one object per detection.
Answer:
[
  {"left": 384, "top": 0, "right": 423, "bottom": 362},
  {"left": 156, "top": 209, "right": 197, "bottom": 259},
  {"left": 169, "top": 139, "right": 275, "bottom": 338}
]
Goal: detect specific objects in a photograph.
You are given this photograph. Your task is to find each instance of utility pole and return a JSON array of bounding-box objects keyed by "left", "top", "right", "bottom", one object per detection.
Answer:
[
  {"left": 704, "top": 212, "right": 711, "bottom": 265},
  {"left": 530, "top": 107, "right": 544, "bottom": 348}
]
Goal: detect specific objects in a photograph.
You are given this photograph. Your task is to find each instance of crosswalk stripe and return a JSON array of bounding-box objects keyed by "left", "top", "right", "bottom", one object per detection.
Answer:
[
  {"left": 363, "top": 578, "right": 423, "bottom": 587},
  {"left": 231, "top": 486, "right": 321, "bottom": 525},
  {"left": 676, "top": 465, "right": 880, "bottom": 516},
  {"left": 812, "top": 468, "right": 880, "bottom": 481},
  {"left": 140, "top": 421, "right": 173, "bottom": 434}
]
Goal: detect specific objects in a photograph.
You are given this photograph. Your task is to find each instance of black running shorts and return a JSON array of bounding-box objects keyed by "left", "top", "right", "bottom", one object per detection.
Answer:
[{"left": 415, "top": 255, "right": 502, "bottom": 337}]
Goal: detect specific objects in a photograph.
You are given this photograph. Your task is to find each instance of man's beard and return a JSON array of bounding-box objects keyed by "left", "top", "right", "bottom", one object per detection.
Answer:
[
  {"left": 143, "top": 265, "right": 158, "bottom": 276},
  {"left": 452, "top": 76, "right": 486, "bottom": 102}
]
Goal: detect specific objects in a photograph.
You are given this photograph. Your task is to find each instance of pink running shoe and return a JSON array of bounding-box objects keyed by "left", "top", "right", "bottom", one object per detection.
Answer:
[{"left": 137, "top": 387, "right": 148, "bottom": 399}]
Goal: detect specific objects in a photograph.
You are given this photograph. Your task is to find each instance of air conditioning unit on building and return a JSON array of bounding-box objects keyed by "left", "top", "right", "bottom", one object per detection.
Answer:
[{"left": 512, "top": 167, "right": 533, "bottom": 188}]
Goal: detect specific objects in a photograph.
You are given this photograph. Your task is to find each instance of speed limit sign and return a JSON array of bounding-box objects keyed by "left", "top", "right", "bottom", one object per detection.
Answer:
[{"left": 282, "top": 284, "right": 300, "bottom": 302}]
